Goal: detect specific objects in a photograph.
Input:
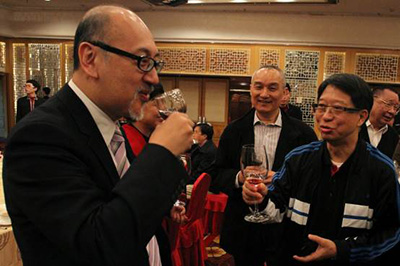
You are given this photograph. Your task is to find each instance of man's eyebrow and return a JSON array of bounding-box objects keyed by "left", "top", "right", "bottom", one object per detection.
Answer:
[{"left": 136, "top": 47, "right": 160, "bottom": 58}]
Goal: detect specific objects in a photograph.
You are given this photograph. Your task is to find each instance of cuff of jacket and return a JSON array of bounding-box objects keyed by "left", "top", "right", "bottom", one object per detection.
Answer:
[{"left": 333, "top": 239, "right": 350, "bottom": 264}]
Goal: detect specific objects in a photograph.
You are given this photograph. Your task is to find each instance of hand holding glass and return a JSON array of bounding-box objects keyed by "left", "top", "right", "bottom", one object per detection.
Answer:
[{"left": 241, "top": 144, "right": 269, "bottom": 223}]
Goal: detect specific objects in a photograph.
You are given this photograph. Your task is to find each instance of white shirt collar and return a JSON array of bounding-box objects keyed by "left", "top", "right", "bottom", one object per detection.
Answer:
[
  {"left": 366, "top": 120, "right": 388, "bottom": 134},
  {"left": 68, "top": 80, "right": 116, "bottom": 147},
  {"left": 253, "top": 109, "right": 283, "bottom": 127}
]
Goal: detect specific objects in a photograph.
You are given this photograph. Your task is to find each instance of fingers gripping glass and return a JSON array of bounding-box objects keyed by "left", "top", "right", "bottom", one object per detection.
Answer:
[
  {"left": 241, "top": 144, "right": 269, "bottom": 223},
  {"left": 88, "top": 41, "right": 164, "bottom": 73},
  {"left": 312, "top": 104, "right": 361, "bottom": 116}
]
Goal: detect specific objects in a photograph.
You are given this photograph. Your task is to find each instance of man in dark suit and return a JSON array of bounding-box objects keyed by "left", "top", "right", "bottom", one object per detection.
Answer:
[
  {"left": 359, "top": 86, "right": 399, "bottom": 158},
  {"left": 280, "top": 82, "right": 303, "bottom": 121},
  {"left": 189, "top": 122, "right": 217, "bottom": 184},
  {"left": 214, "top": 66, "right": 317, "bottom": 266},
  {"left": 42, "top": 86, "right": 51, "bottom": 100},
  {"left": 16, "top": 79, "right": 45, "bottom": 122},
  {"left": 3, "top": 5, "right": 193, "bottom": 266}
]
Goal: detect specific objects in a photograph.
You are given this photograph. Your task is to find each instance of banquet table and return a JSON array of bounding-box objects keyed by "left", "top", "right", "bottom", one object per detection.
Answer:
[{"left": 0, "top": 226, "right": 22, "bottom": 266}]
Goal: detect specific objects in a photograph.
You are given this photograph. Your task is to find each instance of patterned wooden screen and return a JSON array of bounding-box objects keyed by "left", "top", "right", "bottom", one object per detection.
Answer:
[
  {"left": 159, "top": 47, "right": 206, "bottom": 74},
  {"left": 65, "top": 44, "right": 74, "bottom": 83},
  {"left": 29, "top": 43, "right": 62, "bottom": 96},
  {"left": 0, "top": 42, "right": 5, "bottom": 72},
  {"left": 209, "top": 48, "right": 250, "bottom": 75},
  {"left": 13, "top": 43, "right": 26, "bottom": 114},
  {"left": 259, "top": 48, "right": 280, "bottom": 68},
  {"left": 285, "top": 50, "right": 320, "bottom": 127},
  {"left": 324, "top": 52, "right": 346, "bottom": 80},
  {"left": 355, "top": 53, "right": 399, "bottom": 82}
]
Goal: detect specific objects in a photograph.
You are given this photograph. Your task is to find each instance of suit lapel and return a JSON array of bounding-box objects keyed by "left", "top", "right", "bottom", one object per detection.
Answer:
[
  {"left": 359, "top": 124, "right": 371, "bottom": 143},
  {"left": 56, "top": 84, "right": 120, "bottom": 185},
  {"left": 241, "top": 108, "right": 255, "bottom": 146},
  {"left": 273, "top": 112, "right": 298, "bottom": 170}
]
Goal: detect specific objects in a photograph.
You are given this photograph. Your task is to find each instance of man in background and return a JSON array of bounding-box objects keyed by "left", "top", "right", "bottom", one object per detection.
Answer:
[
  {"left": 42, "top": 86, "right": 51, "bottom": 100},
  {"left": 359, "top": 86, "right": 399, "bottom": 158},
  {"left": 3, "top": 5, "right": 193, "bottom": 266},
  {"left": 189, "top": 122, "right": 217, "bottom": 184},
  {"left": 280, "top": 82, "right": 303, "bottom": 121},
  {"left": 213, "top": 65, "right": 317, "bottom": 266},
  {"left": 16, "top": 79, "right": 45, "bottom": 122}
]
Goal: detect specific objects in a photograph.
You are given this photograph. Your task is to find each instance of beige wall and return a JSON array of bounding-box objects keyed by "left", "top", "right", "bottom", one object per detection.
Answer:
[{"left": 1, "top": 8, "right": 400, "bottom": 49}]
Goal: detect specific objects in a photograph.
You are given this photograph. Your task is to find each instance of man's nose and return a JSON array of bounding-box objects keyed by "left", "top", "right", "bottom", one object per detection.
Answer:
[
  {"left": 259, "top": 88, "right": 270, "bottom": 97},
  {"left": 143, "top": 67, "right": 160, "bottom": 86}
]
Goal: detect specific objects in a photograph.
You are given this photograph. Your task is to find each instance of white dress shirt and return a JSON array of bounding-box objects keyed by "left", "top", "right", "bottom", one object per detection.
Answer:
[
  {"left": 366, "top": 120, "right": 388, "bottom": 148},
  {"left": 68, "top": 80, "right": 161, "bottom": 266}
]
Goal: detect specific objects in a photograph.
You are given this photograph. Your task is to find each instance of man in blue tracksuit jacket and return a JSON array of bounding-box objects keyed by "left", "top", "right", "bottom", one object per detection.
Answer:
[{"left": 243, "top": 73, "right": 400, "bottom": 265}]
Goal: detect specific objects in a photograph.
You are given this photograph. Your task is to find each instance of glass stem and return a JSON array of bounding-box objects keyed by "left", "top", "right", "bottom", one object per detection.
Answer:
[{"left": 253, "top": 203, "right": 259, "bottom": 215}]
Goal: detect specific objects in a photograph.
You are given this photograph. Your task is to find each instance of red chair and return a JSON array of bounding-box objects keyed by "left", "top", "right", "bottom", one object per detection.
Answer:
[{"left": 171, "top": 173, "right": 211, "bottom": 266}]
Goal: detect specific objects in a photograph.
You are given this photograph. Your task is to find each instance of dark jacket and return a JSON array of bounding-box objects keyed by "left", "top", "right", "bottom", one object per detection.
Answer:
[
  {"left": 189, "top": 139, "right": 217, "bottom": 184},
  {"left": 3, "top": 84, "right": 187, "bottom": 266},
  {"left": 285, "top": 103, "right": 303, "bottom": 121},
  {"left": 16, "top": 96, "right": 46, "bottom": 122},
  {"left": 359, "top": 123, "right": 399, "bottom": 158},
  {"left": 214, "top": 108, "right": 317, "bottom": 265},
  {"left": 267, "top": 140, "right": 400, "bottom": 265}
]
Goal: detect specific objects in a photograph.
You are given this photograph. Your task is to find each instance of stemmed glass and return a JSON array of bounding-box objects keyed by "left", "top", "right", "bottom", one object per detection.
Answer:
[
  {"left": 154, "top": 88, "right": 187, "bottom": 119},
  {"left": 240, "top": 144, "right": 269, "bottom": 223},
  {"left": 155, "top": 88, "right": 191, "bottom": 204}
]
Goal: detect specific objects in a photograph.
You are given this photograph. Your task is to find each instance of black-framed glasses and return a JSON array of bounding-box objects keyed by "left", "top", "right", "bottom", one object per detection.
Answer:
[
  {"left": 374, "top": 96, "right": 400, "bottom": 114},
  {"left": 312, "top": 103, "right": 361, "bottom": 115},
  {"left": 88, "top": 40, "right": 164, "bottom": 73}
]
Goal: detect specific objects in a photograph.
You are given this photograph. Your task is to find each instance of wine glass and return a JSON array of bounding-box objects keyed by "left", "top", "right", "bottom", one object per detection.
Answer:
[
  {"left": 154, "top": 88, "right": 187, "bottom": 119},
  {"left": 240, "top": 144, "right": 269, "bottom": 223},
  {"left": 155, "top": 89, "right": 191, "bottom": 205}
]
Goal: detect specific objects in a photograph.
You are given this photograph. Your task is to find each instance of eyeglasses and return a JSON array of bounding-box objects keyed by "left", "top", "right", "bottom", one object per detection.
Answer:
[
  {"left": 374, "top": 96, "right": 400, "bottom": 114},
  {"left": 312, "top": 103, "right": 361, "bottom": 115},
  {"left": 88, "top": 40, "right": 164, "bottom": 73}
]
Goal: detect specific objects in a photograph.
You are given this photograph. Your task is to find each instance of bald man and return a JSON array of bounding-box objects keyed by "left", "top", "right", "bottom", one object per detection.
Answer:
[{"left": 3, "top": 5, "right": 193, "bottom": 266}]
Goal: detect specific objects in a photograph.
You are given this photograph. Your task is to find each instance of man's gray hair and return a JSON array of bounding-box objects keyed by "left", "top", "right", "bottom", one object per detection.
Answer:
[{"left": 251, "top": 65, "right": 286, "bottom": 86}]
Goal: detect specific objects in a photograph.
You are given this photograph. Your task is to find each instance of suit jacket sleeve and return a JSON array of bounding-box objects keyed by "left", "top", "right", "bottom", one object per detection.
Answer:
[
  {"left": 4, "top": 120, "right": 187, "bottom": 266},
  {"left": 15, "top": 98, "right": 23, "bottom": 122},
  {"left": 213, "top": 124, "right": 243, "bottom": 195}
]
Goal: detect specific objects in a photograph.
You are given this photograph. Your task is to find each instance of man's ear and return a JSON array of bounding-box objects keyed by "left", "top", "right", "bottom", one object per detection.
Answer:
[
  {"left": 357, "top": 109, "right": 369, "bottom": 127},
  {"left": 78, "top": 42, "right": 100, "bottom": 79}
]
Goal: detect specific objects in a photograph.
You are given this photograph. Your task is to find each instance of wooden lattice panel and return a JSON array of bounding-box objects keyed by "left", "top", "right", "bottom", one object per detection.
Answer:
[
  {"left": 355, "top": 53, "right": 399, "bottom": 82},
  {"left": 0, "top": 42, "right": 5, "bottom": 72},
  {"left": 13, "top": 43, "right": 26, "bottom": 114},
  {"left": 28, "top": 43, "right": 62, "bottom": 94},
  {"left": 286, "top": 78, "right": 318, "bottom": 127},
  {"left": 259, "top": 48, "right": 280, "bottom": 68},
  {"left": 285, "top": 50, "right": 320, "bottom": 127},
  {"left": 324, "top": 52, "right": 346, "bottom": 80},
  {"left": 209, "top": 48, "right": 250, "bottom": 75},
  {"left": 65, "top": 44, "right": 74, "bottom": 83},
  {"left": 159, "top": 47, "right": 206, "bottom": 74},
  {"left": 285, "top": 50, "right": 320, "bottom": 79}
]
